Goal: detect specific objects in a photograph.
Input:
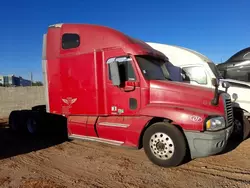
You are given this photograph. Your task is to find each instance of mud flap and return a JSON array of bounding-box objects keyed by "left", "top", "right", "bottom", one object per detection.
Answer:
[{"left": 243, "top": 116, "right": 250, "bottom": 140}]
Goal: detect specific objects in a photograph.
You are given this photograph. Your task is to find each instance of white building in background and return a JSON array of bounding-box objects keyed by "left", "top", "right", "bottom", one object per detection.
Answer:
[
  {"left": 0, "top": 75, "right": 32, "bottom": 87},
  {"left": 0, "top": 75, "right": 3, "bottom": 85}
]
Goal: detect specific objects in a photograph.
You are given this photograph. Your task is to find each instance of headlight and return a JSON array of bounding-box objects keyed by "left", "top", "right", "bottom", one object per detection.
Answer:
[{"left": 205, "top": 116, "right": 225, "bottom": 131}]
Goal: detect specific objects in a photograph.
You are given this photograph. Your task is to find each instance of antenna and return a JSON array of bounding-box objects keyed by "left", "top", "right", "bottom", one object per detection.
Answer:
[{"left": 30, "top": 72, "right": 33, "bottom": 86}]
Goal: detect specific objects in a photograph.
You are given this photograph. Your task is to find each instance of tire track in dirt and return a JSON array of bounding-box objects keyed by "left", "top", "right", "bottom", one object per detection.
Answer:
[
  {"left": 11, "top": 144, "right": 172, "bottom": 187},
  {"left": 43, "top": 141, "right": 250, "bottom": 186},
  {"left": 13, "top": 150, "right": 120, "bottom": 187},
  {"left": 192, "top": 161, "right": 250, "bottom": 175},
  {"left": 19, "top": 178, "right": 67, "bottom": 188},
  {"left": 64, "top": 140, "right": 250, "bottom": 187},
  {"left": 2, "top": 137, "right": 250, "bottom": 188},
  {"left": 178, "top": 164, "right": 250, "bottom": 184},
  {"left": 11, "top": 152, "right": 78, "bottom": 187}
]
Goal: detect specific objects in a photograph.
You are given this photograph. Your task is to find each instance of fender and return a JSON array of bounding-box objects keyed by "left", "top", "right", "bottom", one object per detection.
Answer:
[
  {"left": 138, "top": 103, "right": 223, "bottom": 131},
  {"left": 124, "top": 103, "right": 222, "bottom": 148}
]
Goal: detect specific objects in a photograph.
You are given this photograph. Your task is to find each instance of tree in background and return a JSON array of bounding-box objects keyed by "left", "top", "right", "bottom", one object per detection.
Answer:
[{"left": 32, "top": 81, "right": 43, "bottom": 86}]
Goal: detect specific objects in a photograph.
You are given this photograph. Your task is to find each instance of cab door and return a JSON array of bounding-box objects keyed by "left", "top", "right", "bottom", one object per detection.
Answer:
[
  {"left": 106, "top": 56, "right": 141, "bottom": 115},
  {"left": 96, "top": 49, "right": 141, "bottom": 143}
]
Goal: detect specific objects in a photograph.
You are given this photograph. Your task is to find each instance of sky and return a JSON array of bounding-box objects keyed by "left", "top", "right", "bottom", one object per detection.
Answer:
[{"left": 0, "top": 0, "right": 249, "bottom": 82}]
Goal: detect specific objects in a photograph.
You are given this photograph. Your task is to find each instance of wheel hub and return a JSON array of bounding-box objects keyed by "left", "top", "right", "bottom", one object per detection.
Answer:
[
  {"left": 156, "top": 142, "right": 165, "bottom": 151},
  {"left": 149, "top": 132, "right": 175, "bottom": 160}
]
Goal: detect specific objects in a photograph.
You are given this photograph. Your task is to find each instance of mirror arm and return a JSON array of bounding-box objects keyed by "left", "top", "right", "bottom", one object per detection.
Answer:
[
  {"left": 211, "top": 78, "right": 220, "bottom": 106},
  {"left": 211, "top": 86, "right": 219, "bottom": 106}
]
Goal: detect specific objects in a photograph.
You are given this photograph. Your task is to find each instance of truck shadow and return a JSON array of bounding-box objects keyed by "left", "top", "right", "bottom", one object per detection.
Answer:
[
  {"left": 220, "top": 136, "right": 249, "bottom": 155},
  {"left": 181, "top": 136, "right": 249, "bottom": 165},
  {"left": 219, "top": 104, "right": 250, "bottom": 155},
  {"left": 0, "top": 115, "right": 69, "bottom": 160}
]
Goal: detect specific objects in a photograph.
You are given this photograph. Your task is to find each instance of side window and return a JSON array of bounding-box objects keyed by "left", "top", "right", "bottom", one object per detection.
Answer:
[
  {"left": 219, "top": 70, "right": 226, "bottom": 78},
  {"left": 243, "top": 52, "right": 250, "bottom": 59},
  {"left": 107, "top": 57, "right": 136, "bottom": 82},
  {"left": 62, "top": 33, "right": 80, "bottom": 49},
  {"left": 226, "top": 67, "right": 250, "bottom": 82},
  {"left": 228, "top": 82, "right": 250, "bottom": 89},
  {"left": 181, "top": 66, "right": 207, "bottom": 85}
]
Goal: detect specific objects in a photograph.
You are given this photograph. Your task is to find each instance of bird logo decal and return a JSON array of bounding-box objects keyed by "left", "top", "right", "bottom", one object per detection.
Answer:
[{"left": 62, "top": 97, "right": 77, "bottom": 106}]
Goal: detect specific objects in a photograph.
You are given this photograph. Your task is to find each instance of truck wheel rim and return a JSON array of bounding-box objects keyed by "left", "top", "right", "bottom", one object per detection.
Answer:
[
  {"left": 27, "top": 119, "right": 37, "bottom": 134},
  {"left": 234, "top": 119, "right": 242, "bottom": 134},
  {"left": 149, "top": 132, "right": 175, "bottom": 160}
]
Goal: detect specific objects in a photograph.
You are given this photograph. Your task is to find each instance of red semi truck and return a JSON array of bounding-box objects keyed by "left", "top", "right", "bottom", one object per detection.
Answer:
[{"left": 9, "top": 23, "right": 234, "bottom": 167}]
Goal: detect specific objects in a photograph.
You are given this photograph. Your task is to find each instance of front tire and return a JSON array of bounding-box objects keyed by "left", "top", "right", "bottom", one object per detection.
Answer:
[
  {"left": 25, "top": 112, "right": 43, "bottom": 135},
  {"left": 143, "top": 122, "right": 187, "bottom": 167},
  {"left": 232, "top": 107, "right": 245, "bottom": 140}
]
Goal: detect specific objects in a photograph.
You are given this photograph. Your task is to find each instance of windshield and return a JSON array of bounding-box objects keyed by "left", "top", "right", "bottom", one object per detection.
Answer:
[
  {"left": 135, "top": 55, "right": 171, "bottom": 80},
  {"left": 208, "top": 62, "right": 223, "bottom": 79}
]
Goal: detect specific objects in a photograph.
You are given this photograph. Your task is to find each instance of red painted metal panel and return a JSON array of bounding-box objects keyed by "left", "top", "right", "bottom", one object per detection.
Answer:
[
  {"left": 147, "top": 80, "right": 226, "bottom": 129},
  {"left": 139, "top": 104, "right": 208, "bottom": 131},
  {"left": 86, "top": 116, "right": 98, "bottom": 137},
  {"left": 96, "top": 116, "right": 152, "bottom": 146},
  {"left": 59, "top": 53, "right": 97, "bottom": 115},
  {"left": 46, "top": 28, "right": 62, "bottom": 115},
  {"left": 45, "top": 24, "right": 227, "bottom": 142},
  {"left": 122, "top": 116, "right": 152, "bottom": 147},
  {"left": 96, "top": 116, "right": 127, "bottom": 142},
  {"left": 103, "top": 49, "right": 141, "bottom": 116},
  {"left": 58, "top": 24, "right": 166, "bottom": 60},
  {"left": 67, "top": 116, "right": 87, "bottom": 136}
]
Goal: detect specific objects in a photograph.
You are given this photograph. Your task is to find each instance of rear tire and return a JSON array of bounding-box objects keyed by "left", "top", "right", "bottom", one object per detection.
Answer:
[
  {"left": 26, "top": 117, "right": 39, "bottom": 134},
  {"left": 9, "top": 110, "right": 34, "bottom": 133},
  {"left": 9, "top": 111, "right": 21, "bottom": 131},
  {"left": 143, "top": 122, "right": 186, "bottom": 167},
  {"left": 25, "top": 112, "right": 42, "bottom": 135}
]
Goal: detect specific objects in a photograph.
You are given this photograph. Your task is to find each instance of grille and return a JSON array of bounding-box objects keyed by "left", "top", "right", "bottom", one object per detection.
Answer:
[{"left": 225, "top": 98, "right": 233, "bottom": 127}]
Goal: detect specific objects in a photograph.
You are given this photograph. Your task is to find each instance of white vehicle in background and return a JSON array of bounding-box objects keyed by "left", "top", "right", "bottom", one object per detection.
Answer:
[{"left": 147, "top": 42, "right": 250, "bottom": 140}]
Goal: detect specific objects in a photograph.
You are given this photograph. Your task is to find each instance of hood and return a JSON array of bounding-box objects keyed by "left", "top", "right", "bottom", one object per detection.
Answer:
[{"left": 149, "top": 80, "right": 225, "bottom": 114}]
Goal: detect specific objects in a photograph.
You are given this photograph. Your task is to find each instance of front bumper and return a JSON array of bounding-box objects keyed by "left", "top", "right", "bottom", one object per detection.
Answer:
[{"left": 184, "top": 125, "right": 234, "bottom": 159}]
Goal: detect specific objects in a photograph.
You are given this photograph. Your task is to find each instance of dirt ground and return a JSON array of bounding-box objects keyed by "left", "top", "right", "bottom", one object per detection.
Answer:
[{"left": 0, "top": 118, "right": 250, "bottom": 188}]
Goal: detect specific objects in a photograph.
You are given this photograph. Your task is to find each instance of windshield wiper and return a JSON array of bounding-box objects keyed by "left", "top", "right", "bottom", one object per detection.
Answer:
[{"left": 165, "top": 77, "right": 172, "bottom": 81}]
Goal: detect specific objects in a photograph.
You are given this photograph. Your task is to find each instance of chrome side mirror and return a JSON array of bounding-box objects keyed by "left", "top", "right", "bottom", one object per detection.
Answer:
[
  {"left": 109, "top": 59, "right": 121, "bottom": 86},
  {"left": 222, "top": 81, "right": 230, "bottom": 93},
  {"left": 222, "top": 81, "right": 230, "bottom": 89}
]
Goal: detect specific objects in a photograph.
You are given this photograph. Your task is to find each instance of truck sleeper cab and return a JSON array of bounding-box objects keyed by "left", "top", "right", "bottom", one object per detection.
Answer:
[
  {"left": 15, "top": 23, "right": 234, "bottom": 168},
  {"left": 147, "top": 42, "right": 250, "bottom": 140}
]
